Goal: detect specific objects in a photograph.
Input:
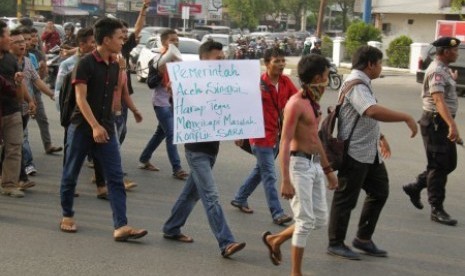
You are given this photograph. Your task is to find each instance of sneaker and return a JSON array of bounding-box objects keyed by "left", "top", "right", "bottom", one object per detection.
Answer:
[
  {"left": 273, "top": 214, "right": 293, "bottom": 225},
  {"left": 352, "top": 238, "right": 388, "bottom": 257},
  {"left": 2, "top": 187, "right": 25, "bottom": 198},
  {"left": 19, "top": 180, "right": 36, "bottom": 191},
  {"left": 124, "top": 178, "right": 137, "bottom": 190},
  {"left": 25, "top": 165, "right": 37, "bottom": 176},
  {"left": 327, "top": 243, "right": 361, "bottom": 260}
]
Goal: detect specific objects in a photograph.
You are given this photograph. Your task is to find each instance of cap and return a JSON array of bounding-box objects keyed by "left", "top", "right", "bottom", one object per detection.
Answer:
[{"left": 432, "top": 37, "right": 461, "bottom": 48}]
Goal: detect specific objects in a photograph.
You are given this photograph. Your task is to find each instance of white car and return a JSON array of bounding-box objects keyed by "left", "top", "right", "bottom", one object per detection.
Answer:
[
  {"left": 136, "top": 36, "right": 200, "bottom": 82},
  {"left": 1, "top": 17, "right": 19, "bottom": 30},
  {"left": 200, "top": 34, "right": 235, "bottom": 59}
]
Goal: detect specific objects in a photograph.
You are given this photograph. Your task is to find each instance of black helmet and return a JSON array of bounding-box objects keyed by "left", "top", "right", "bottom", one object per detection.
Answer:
[{"left": 64, "top": 22, "right": 75, "bottom": 33}]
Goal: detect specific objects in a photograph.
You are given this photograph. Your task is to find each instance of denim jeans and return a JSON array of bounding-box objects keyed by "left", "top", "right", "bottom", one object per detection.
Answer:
[
  {"left": 22, "top": 120, "right": 35, "bottom": 168},
  {"left": 233, "top": 145, "right": 284, "bottom": 220},
  {"left": 139, "top": 106, "right": 181, "bottom": 173},
  {"left": 163, "top": 150, "right": 235, "bottom": 252},
  {"left": 289, "top": 156, "right": 328, "bottom": 247},
  {"left": 20, "top": 115, "right": 30, "bottom": 181},
  {"left": 60, "top": 123, "right": 127, "bottom": 229}
]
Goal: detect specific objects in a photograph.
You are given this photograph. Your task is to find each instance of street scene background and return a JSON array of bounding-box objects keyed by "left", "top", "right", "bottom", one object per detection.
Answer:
[{"left": 1, "top": 69, "right": 464, "bottom": 276}]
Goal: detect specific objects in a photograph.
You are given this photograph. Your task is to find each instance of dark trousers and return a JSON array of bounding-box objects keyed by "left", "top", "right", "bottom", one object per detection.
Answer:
[
  {"left": 328, "top": 155, "right": 389, "bottom": 246},
  {"left": 411, "top": 112, "right": 457, "bottom": 208}
]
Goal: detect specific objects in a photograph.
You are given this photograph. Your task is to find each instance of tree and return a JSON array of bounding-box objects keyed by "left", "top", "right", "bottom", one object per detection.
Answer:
[
  {"left": 0, "top": 1, "right": 16, "bottom": 17},
  {"left": 345, "top": 21, "right": 382, "bottom": 56},
  {"left": 333, "top": 0, "right": 356, "bottom": 32},
  {"left": 224, "top": 0, "right": 274, "bottom": 29}
]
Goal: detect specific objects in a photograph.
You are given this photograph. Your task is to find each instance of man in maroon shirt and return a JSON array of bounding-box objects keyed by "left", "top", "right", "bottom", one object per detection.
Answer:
[{"left": 41, "top": 21, "right": 61, "bottom": 53}]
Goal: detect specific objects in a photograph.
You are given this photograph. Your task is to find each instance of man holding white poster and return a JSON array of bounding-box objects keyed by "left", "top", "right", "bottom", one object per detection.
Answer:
[{"left": 162, "top": 41, "right": 247, "bottom": 258}]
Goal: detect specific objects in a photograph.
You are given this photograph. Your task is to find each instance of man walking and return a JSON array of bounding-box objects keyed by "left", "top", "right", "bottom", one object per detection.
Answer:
[
  {"left": 262, "top": 54, "right": 338, "bottom": 275},
  {"left": 403, "top": 37, "right": 461, "bottom": 226},
  {"left": 327, "top": 46, "right": 418, "bottom": 260},
  {"left": 59, "top": 18, "right": 147, "bottom": 241},
  {"left": 162, "top": 41, "right": 246, "bottom": 258},
  {"left": 231, "top": 48, "right": 297, "bottom": 225}
]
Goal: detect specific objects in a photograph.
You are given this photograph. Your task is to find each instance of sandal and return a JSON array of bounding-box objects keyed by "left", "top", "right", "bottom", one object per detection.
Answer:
[
  {"left": 230, "top": 200, "right": 254, "bottom": 214},
  {"left": 173, "top": 170, "right": 189, "bottom": 180},
  {"left": 60, "top": 217, "right": 77, "bottom": 233},
  {"left": 138, "top": 162, "right": 160, "bottom": 171},
  {"left": 97, "top": 193, "right": 108, "bottom": 200},
  {"left": 114, "top": 225, "right": 148, "bottom": 242},
  {"left": 163, "top": 233, "right": 194, "bottom": 243}
]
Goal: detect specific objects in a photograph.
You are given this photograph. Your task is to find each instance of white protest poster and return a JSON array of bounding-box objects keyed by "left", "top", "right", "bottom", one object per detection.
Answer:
[{"left": 167, "top": 60, "right": 264, "bottom": 144}]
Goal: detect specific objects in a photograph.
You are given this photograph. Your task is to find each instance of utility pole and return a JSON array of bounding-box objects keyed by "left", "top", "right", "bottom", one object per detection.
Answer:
[
  {"left": 17, "top": 0, "right": 23, "bottom": 18},
  {"left": 316, "top": 0, "right": 327, "bottom": 38}
]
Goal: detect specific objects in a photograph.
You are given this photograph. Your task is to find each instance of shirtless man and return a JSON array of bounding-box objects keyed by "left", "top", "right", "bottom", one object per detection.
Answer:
[{"left": 262, "top": 54, "right": 338, "bottom": 276}]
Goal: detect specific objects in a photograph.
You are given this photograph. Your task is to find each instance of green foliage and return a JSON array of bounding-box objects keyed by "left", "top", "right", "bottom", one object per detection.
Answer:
[
  {"left": 386, "top": 35, "right": 413, "bottom": 68},
  {"left": 225, "top": 0, "right": 275, "bottom": 29},
  {"left": 321, "top": 35, "right": 333, "bottom": 57},
  {"left": 0, "top": 1, "right": 17, "bottom": 17},
  {"left": 345, "top": 21, "right": 382, "bottom": 57}
]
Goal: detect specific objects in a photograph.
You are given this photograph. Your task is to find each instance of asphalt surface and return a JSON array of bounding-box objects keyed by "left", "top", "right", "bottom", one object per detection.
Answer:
[{"left": 1, "top": 69, "right": 464, "bottom": 276}]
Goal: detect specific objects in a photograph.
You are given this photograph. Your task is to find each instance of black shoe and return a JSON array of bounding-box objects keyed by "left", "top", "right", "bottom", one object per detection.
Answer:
[
  {"left": 273, "top": 214, "right": 293, "bottom": 226},
  {"left": 327, "top": 244, "right": 361, "bottom": 260},
  {"left": 402, "top": 184, "right": 423, "bottom": 209},
  {"left": 431, "top": 208, "right": 457, "bottom": 226},
  {"left": 352, "top": 238, "right": 388, "bottom": 257}
]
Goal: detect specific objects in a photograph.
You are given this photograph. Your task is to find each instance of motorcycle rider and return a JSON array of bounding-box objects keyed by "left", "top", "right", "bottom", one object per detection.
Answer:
[
  {"left": 311, "top": 39, "right": 322, "bottom": 55},
  {"left": 61, "top": 23, "right": 77, "bottom": 50}
]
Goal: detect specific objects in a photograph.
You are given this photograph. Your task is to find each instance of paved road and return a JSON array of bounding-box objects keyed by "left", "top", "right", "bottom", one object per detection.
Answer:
[{"left": 1, "top": 72, "right": 464, "bottom": 276}]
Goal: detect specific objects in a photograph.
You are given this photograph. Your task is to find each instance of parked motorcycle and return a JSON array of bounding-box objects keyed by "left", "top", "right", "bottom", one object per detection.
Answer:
[
  {"left": 45, "top": 45, "right": 63, "bottom": 89},
  {"left": 327, "top": 58, "right": 342, "bottom": 90}
]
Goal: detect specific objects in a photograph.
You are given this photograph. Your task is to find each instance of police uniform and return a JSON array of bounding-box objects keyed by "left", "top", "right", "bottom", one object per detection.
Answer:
[{"left": 403, "top": 37, "right": 460, "bottom": 226}]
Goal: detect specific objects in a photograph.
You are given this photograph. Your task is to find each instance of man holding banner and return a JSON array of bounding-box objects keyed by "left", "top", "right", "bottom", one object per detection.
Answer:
[
  {"left": 162, "top": 41, "right": 246, "bottom": 258},
  {"left": 231, "top": 48, "right": 297, "bottom": 225}
]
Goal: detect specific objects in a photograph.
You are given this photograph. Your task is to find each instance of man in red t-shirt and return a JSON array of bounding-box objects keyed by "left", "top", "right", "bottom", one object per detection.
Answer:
[{"left": 231, "top": 48, "right": 298, "bottom": 225}]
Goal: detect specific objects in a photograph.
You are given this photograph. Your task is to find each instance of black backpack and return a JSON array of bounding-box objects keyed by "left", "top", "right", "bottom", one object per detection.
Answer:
[
  {"left": 147, "top": 57, "right": 163, "bottom": 89},
  {"left": 59, "top": 71, "right": 76, "bottom": 127}
]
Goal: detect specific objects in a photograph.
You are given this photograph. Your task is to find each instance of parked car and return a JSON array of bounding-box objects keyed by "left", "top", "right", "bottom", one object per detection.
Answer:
[
  {"left": 200, "top": 34, "right": 235, "bottom": 59},
  {"left": 416, "top": 44, "right": 465, "bottom": 95},
  {"left": 136, "top": 36, "right": 200, "bottom": 82},
  {"left": 1, "top": 17, "right": 19, "bottom": 30}
]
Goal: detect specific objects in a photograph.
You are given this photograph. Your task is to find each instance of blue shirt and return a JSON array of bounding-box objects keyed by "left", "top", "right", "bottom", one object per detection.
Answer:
[{"left": 54, "top": 54, "right": 79, "bottom": 111}]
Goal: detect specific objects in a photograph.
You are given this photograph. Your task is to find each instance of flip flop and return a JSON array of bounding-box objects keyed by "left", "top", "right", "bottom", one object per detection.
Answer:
[
  {"left": 230, "top": 200, "right": 254, "bottom": 214},
  {"left": 163, "top": 233, "right": 194, "bottom": 243},
  {"left": 262, "top": 231, "right": 281, "bottom": 266},
  {"left": 60, "top": 218, "right": 77, "bottom": 233},
  {"left": 138, "top": 162, "right": 160, "bottom": 171}
]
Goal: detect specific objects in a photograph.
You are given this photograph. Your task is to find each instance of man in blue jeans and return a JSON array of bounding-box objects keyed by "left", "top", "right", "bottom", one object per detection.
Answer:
[
  {"left": 162, "top": 40, "right": 246, "bottom": 258},
  {"left": 231, "top": 48, "right": 297, "bottom": 225},
  {"left": 138, "top": 29, "right": 188, "bottom": 180},
  {"left": 59, "top": 18, "right": 147, "bottom": 241}
]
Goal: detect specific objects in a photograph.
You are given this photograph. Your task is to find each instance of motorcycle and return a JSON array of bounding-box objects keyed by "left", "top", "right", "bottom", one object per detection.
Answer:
[
  {"left": 327, "top": 58, "right": 342, "bottom": 90},
  {"left": 45, "top": 45, "right": 63, "bottom": 89}
]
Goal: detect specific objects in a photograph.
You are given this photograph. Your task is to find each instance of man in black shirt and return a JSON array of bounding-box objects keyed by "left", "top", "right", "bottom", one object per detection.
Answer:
[
  {"left": 0, "top": 21, "right": 32, "bottom": 198},
  {"left": 59, "top": 18, "right": 147, "bottom": 241},
  {"left": 163, "top": 41, "right": 246, "bottom": 258}
]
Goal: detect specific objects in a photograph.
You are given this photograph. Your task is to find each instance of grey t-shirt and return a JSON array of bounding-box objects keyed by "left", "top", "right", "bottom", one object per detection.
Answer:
[{"left": 422, "top": 59, "right": 458, "bottom": 115}]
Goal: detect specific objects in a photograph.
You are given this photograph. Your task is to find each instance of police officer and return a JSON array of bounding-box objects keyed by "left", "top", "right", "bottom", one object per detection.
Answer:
[{"left": 403, "top": 37, "right": 460, "bottom": 226}]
